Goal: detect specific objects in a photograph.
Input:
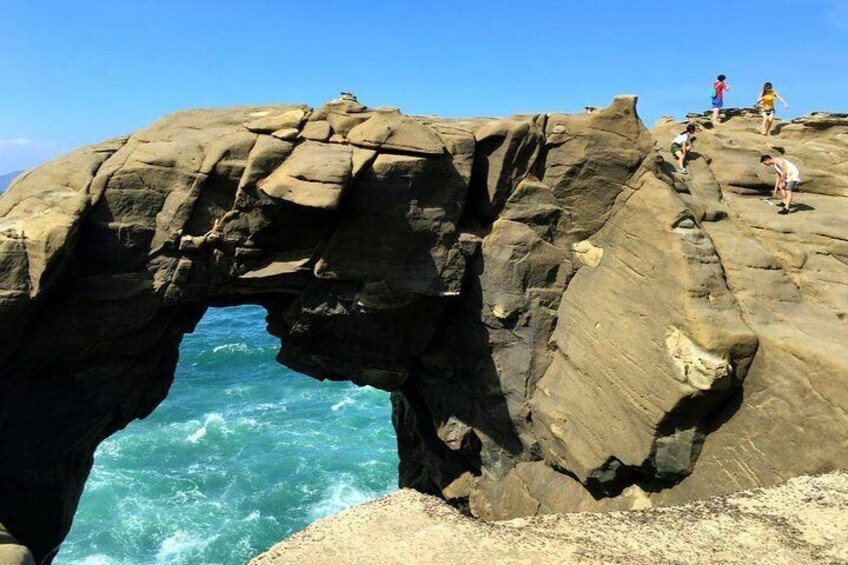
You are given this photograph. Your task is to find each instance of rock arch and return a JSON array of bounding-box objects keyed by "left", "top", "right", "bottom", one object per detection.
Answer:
[{"left": 2, "top": 98, "right": 847, "bottom": 562}]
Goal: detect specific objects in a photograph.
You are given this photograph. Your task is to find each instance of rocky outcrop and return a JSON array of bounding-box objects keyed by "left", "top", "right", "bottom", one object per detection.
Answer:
[
  {"left": 251, "top": 471, "right": 848, "bottom": 565},
  {"left": 0, "top": 522, "right": 35, "bottom": 565},
  {"left": 0, "top": 98, "right": 845, "bottom": 562}
]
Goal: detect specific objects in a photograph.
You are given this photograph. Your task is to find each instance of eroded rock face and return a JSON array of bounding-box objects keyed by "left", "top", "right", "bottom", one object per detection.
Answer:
[{"left": 0, "top": 98, "right": 846, "bottom": 562}]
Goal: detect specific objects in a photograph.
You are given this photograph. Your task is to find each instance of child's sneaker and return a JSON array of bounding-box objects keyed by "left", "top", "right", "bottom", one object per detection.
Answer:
[
  {"left": 777, "top": 206, "right": 790, "bottom": 215},
  {"left": 678, "top": 168, "right": 689, "bottom": 174}
]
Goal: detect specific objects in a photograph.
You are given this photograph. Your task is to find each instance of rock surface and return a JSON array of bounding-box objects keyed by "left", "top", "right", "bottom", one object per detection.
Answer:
[
  {"left": 266, "top": 469, "right": 848, "bottom": 564},
  {"left": 0, "top": 100, "right": 846, "bottom": 562},
  {"left": 0, "top": 522, "right": 35, "bottom": 565},
  {"left": 251, "top": 471, "right": 848, "bottom": 565}
]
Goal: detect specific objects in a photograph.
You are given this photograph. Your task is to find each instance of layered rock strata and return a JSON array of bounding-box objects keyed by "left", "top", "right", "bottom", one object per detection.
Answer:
[{"left": 0, "top": 98, "right": 845, "bottom": 561}]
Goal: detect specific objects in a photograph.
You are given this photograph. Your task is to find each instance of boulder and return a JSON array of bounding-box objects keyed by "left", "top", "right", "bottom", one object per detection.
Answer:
[
  {"left": 258, "top": 141, "right": 353, "bottom": 209},
  {"left": 312, "top": 98, "right": 372, "bottom": 136},
  {"left": 299, "top": 120, "right": 332, "bottom": 142},
  {"left": 347, "top": 109, "right": 446, "bottom": 156},
  {"left": 244, "top": 107, "right": 308, "bottom": 133}
]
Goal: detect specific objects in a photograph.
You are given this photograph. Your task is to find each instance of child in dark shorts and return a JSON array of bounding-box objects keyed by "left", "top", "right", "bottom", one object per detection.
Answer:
[{"left": 671, "top": 124, "right": 697, "bottom": 174}]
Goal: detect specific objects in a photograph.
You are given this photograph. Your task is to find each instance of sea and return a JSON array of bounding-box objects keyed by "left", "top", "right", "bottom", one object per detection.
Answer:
[{"left": 56, "top": 306, "right": 398, "bottom": 564}]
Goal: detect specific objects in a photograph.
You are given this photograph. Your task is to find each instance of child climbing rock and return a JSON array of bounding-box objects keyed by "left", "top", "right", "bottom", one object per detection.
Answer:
[
  {"left": 671, "top": 124, "right": 697, "bottom": 174},
  {"left": 756, "top": 82, "right": 789, "bottom": 135},
  {"left": 761, "top": 154, "right": 801, "bottom": 214}
]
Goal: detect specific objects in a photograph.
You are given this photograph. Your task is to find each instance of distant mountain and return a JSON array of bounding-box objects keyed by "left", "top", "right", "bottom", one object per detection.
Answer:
[{"left": 0, "top": 170, "right": 23, "bottom": 193}]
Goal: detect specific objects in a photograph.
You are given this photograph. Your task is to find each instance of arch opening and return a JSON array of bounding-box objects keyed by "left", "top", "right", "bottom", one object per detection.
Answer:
[{"left": 56, "top": 305, "right": 397, "bottom": 565}]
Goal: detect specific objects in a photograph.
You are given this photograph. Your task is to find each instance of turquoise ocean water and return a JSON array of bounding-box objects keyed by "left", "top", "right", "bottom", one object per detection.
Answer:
[{"left": 57, "top": 306, "right": 398, "bottom": 564}]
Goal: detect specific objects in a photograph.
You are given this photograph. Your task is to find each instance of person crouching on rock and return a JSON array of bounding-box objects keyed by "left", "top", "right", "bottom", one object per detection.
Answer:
[
  {"left": 761, "top": 154, "right": 801, "bottom": 214},
  {"left": 756, "top": 82, "right": 789, "bottom": 135},
  {"left": 671, "top": 124, "right": 696, "bottom": 174},
  {"left": 711, "top": 74, "right": 730, "bottom": 125}
]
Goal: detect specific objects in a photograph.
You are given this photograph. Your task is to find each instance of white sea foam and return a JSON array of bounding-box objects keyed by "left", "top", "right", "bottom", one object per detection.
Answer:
[
  {"left": 253, "top": 402, "right": 286, "bottom": 412},
  {"left": 330, "top": 396, "right": 356, "bottom": 412},
  {"left": 224, "top": 385, "right": 251, "bottom": 399},
  {"left": 242, "top": 510, "right": 260, "bottom": 522},
  {"left": 308, "top": 478, "right": 385, "bottom": 520},
  {"left": 186, "top": 462, "right": 217, "bottom": 475},
  {"left": 186, "top": 413, "right": 226, "bottom": 443},
  {"left": 155, "top": 530, "right": 214, "bottom": 565},
  {"left": 85, "top": 467, "right": 132, "bottom": 491},
  {"left": 93, "top": 439, "right": 120, "bottom": 460},
  {"left": 75, "top": 555, "right": 118, "bottom": 565},
  {"left": 212, "top": 342, "right": 250, "bottom": 354},
  {"left": 172, "top": 485, "right": 207, "bottom": 504}
]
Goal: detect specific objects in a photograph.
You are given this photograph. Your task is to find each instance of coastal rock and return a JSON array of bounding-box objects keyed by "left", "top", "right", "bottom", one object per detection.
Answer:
[
  {"left": 531, "top": 172, "right": 756, "bottom": 491},
  {"left": 299, "top": 120, "right": 332, "bottom": 142},
  {"left": 347, "top": 109, "right": 446, "bottom": 155},
  {"left": 250, "top": 471, "right": 848, "bottom": 565},
  {"left": 0, "top": 522, "right": 35, "bottom": 565},
  {"left": 649, "top": 112, "right": 848, "bottom": 506},
  {"left": 244, "top": 107, "right": 309, "bottom": 133},
  {"left": 258, "top": 141, "right": 354, "bottom": 209},
  {"left": 0, "top": 98, "right": 846, "bottom": 562}
]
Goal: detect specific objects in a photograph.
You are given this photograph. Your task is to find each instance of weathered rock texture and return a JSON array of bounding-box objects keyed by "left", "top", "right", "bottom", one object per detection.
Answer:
[
  {"left": 0, "top": 99, "right": 846, "bottom": 562},
  {"left": 0, "top": 522, "right": 35, "bottom": 565},
  {"left": 250, "top": 471, "right": 848, "bottom": 565}
]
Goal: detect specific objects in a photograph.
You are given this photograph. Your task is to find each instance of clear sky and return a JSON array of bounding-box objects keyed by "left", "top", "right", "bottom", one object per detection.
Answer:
[{"left": 1, "top": 0, "right": 846, "bottom": 172}]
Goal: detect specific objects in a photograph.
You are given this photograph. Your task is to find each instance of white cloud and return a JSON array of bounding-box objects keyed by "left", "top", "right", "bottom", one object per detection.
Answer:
[
  {"left": 0, "top": 138, "right": 66, "bottom": 173},
  {"left": 0, "top": 138, "right": 36, "bottom": 146}
]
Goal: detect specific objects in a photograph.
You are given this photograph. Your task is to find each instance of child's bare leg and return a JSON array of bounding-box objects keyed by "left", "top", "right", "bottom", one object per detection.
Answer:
[
  {"left": 761, "top": 115, "right": 768, "bottom": 135},
  {"left": 712, "top": 107, "right": 719, "bottom": 124},
  {"left": 765, "top": 116, "right": 774, "bottom": 135},
  {"left": 783, "top": 186, "right": 794, "bottom": 209}
]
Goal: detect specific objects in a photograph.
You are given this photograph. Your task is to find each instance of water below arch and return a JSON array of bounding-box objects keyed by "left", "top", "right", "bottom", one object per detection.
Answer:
[{"left": 58, "top": 305, "right": 398, "bottom": 565}]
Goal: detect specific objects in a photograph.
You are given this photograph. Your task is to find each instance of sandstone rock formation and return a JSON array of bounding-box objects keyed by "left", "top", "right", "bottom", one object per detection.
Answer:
[
  {"left": 251, "top": 471, "right": 848, "bottom": 565},
  {"left": 0, "top": 522, "right": 35, "bottom": 565},
  {"left": 0, "top": 99, "right": 845, "bottom": 562}
]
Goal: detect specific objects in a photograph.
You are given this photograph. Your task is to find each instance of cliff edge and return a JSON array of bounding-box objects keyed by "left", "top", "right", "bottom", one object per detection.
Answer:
[{"left": 0, "top": 98, "right": 845, "bottom": 562}]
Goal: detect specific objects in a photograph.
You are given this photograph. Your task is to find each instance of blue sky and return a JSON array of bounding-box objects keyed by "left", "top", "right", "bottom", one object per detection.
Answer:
[{"left": 1, "top": 0, "right": 846, "bottom": 172}]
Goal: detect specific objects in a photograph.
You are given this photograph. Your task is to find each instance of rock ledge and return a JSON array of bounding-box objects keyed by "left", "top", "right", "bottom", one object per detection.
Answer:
[{"left": 252, "top": 471, "right": 848, "bottom": 565}]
